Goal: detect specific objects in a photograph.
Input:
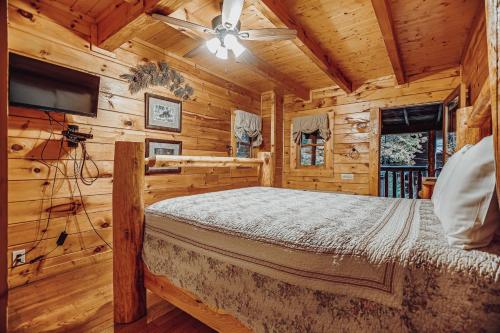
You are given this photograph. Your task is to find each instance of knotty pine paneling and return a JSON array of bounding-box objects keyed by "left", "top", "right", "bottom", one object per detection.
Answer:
[
  {"left": 283, "top": 68, "right": 460, "bottom": 194},
  {"left": 1, "top": 0, "right": 8, "bottom": 329},
  {"left": 462, "top": 1, "right": 489, "bottom": 106},
  {"left": 7, "top": 1, "right": 261, "bottom": 288}
]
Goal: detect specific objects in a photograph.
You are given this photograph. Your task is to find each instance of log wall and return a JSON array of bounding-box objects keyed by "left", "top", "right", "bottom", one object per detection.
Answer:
[
  {"left": 283, "top": 69, "right": 460, "bottom": 194},
  {"left": 459, "top": 1, "right": 491, "bottom": 145},
  {"left": 462, "top": 0, "right": 489, "bottom": 105},
  {"left": 1, "top": 0, "right": 8, "bottom": 329},
  {"left": 7, "top": 0, "right": 261, "bottom": 288}
]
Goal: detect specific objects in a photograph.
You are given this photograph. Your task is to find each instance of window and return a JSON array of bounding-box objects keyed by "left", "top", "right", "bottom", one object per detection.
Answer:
[
  {"left": 298, "top": 131, "right": 325, "bottom": 166},
  {"left": 236, "top": 131, "right": 253, "bottom": 158}
]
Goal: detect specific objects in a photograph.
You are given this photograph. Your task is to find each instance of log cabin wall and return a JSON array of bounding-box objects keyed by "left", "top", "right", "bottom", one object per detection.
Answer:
[
  {"left": 457, "top": 1, "right": 492, "bottom": 147},
  {"left": 6, "top": 0, "right": 261, "bottom": 288},
  {"left": 283, "top": 69, "right": 460, "bottom": 195},
  {"left": 461, "top": 0, "right": 488, "bottom": 106}
]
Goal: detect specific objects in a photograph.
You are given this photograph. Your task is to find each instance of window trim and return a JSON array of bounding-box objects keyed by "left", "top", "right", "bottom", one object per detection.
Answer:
[
  {"left": 290, "top": 111, "right": 334, "bottom": 171},
  {"left": 231, "top": 109, "right": 259, "bottom": 158},
  {"left": 236, "top": 135, "right": 253, "bottom": 158}
]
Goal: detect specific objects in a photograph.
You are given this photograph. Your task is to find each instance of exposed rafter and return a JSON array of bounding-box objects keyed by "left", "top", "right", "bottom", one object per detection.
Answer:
[
  {"left": 251, "top": 0, "right": 352, "bottom": 94},
  {"left": 371, "top": 0, "right": 406, "bottom": 85},
  {"left": 96, "top": 0, "right": 185, "bottom": 51}
]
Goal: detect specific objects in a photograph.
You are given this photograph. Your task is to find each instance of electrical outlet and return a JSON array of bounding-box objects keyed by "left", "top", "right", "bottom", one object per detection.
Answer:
[
  {"left": 341, "top": 173, "right": 354, "bottom": 180},
  {"left": 12, "top": 249, "right": 26, "bottom": 266}
]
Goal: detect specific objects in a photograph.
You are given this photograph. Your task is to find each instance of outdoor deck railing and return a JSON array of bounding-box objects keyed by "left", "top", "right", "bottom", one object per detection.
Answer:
[{"left": 380, "top": 166, "right": 429, "bottom": 199}]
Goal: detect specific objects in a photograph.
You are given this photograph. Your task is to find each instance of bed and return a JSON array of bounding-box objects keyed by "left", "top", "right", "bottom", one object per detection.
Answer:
[
  {"left": 111, "top": 15, "right": 500, "bottom": 328},
  {"left": 111, "top": 141, "right": 500, "bottom": 332},
  {"left": 140, "top": 187, "right": 500, "bottom": 332}
]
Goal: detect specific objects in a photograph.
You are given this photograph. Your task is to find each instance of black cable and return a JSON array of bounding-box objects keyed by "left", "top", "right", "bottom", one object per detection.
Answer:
[
  {"left": 72, "top": 147, "right": 112, "bottom": 250},
  {"left": 18, "top": 111, "right": 106, "bottom": 267},
  {"left": 74, "top": 142, "right": 99, "bottom": 186},
  {"left": 20, "top": 133, "right": 65, "bottom": 265}
]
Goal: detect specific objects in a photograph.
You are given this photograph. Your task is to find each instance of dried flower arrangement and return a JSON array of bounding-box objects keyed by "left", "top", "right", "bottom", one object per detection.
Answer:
[{"left": 120, "top": 61, "right": 194, "bottom": 100}]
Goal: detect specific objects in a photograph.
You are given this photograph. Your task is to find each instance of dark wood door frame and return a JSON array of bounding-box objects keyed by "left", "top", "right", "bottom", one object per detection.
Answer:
[
  {"left": 1, "top": 0, "right": 8, "bottom": 330},
  {"left": 442, "top": 86, "right": 460, "bottom": 163}
]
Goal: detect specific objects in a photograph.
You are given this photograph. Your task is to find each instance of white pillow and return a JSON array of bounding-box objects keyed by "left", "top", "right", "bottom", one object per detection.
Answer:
[
  {"left": 431, "top": 144, "right": 471, "bottom": 205},
  {"left": 433, "top": 136, "right": 499, "bottom": 249}
]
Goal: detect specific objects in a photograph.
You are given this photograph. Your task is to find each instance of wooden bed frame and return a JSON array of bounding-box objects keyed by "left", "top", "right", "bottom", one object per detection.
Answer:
[
  {"left": 112, "top": 3, "right": 500, "bottom": 331},
  {"left": 112, "top": 142, "right": 272, "bottom": 331}
]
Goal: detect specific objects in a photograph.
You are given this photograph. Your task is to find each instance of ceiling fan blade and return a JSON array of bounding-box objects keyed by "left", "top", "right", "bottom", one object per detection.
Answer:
[
  {"left": 221, "top": 0, "right": 244, "bottom": 29},
  {"left": 238, "top": 28, "right": 297, "bottom": 41},
  {"left": 152, "top": 14, "right": 215, "bottom": 35}
]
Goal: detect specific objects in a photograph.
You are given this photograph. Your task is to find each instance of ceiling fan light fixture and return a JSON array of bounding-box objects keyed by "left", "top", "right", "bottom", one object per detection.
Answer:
[
  {"left": 215, "top": 46, "right": 228, "bottom": 60},
  {"left": 224, "top": 34, "right": 245, "bottom": 57},
  {"left": 206, "top": 37, "right": 221, "bottom": 54}
]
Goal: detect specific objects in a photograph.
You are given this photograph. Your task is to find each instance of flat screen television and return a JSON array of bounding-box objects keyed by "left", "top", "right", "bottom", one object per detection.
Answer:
[{"left": 9, "top": 53, "right": 100, "bottom": 117}]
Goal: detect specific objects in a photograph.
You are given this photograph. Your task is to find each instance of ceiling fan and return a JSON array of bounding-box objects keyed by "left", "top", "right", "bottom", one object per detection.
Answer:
[{"left": 151, "top": 0, "right": 297, "bottom": 60}]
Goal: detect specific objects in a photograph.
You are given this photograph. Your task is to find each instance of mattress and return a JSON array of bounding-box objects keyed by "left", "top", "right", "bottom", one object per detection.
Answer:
[
  {"left": 145, "top": 187, "right": 421, "bottom": 307},
  {"left": 143, "top": 187, "right": 500, "bottom": 332}
]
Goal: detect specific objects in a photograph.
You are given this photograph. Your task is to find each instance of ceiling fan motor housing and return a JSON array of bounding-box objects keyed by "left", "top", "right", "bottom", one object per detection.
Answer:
[{"left": 212, "top": 15, "right": 241, "bottom": 33}]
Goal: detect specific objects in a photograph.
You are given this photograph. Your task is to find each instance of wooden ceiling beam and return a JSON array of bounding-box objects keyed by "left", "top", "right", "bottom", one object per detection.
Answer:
[
  {"left": 251, "top": 0, "right": 352, "bottom": 94},
  {"left": 371, "top": 0, "right": 405, "bottom": 85},
  {"left": 96, "top": 0, "right": 185, "bottom": 51},
  {"left": 167, "top": 3, "right": 311, "bottom": 101}
]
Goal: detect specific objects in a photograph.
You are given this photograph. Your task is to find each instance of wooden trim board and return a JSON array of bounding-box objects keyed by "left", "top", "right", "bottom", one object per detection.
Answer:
[
  {"left": 0, "top": 0, "right": 8, "bottom": 330},
  {"left": 485, "top": 0, "right": 500, "bottom": 206},
  {"left": 369, "top": 108, "right": 381, "bottom": 196},
  {"left": 144, "top": 268, "right": 252, "bottom": 333}
]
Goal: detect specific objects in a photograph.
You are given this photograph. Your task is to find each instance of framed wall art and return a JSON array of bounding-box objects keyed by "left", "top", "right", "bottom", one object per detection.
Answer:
[
  {"left": 145, "top": 93, "right": 182, "bottom": 132},
  {"left": 145, "top": 139, "right": 182, "bottom": 174}
]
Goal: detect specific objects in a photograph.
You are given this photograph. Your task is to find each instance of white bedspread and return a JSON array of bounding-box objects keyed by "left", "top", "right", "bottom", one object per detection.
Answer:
[{"left": 145, "top": 187, "right": 423, "bottom": 307}]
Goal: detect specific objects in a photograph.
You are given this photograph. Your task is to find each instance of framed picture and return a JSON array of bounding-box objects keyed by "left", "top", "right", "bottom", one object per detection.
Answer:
[
  {"left": 145, "top": 93, "right": 182, "bottom": 132},
  {"left": 145, "top": 139, "right": 182, "bottom": 174}
]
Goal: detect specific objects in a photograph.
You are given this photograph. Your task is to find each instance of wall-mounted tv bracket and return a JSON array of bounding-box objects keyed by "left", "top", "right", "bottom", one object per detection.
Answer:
[{"left": 62, "top": 125, "right": 93, "bottom": 148}]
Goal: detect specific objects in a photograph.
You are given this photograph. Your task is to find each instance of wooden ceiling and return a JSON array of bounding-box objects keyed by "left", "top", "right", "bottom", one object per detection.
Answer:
[{"left": 52, "top": 0, "right": 482, "bottom": 98}]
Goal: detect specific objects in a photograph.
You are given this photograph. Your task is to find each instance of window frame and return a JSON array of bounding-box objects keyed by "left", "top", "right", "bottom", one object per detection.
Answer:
[
  {"left": 290, "top": 112, "right": 334, "bottom": 171},
  {"left": 235, "top": 133, "right": 253, "bottom": 158},
  {"left": 231, "top": 109, "right": 259, "bottom": 158},
  {"left": 297, "top": 131, "right": 326, "bottom": 168}
]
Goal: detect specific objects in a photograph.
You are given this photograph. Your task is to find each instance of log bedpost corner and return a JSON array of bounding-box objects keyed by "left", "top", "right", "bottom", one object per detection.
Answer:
[
  {"left": 258, "top": 152, "right": 274, "bottom": 187},
  {"left": 113, "top": 141, "right": 147, "bottom": 324}
]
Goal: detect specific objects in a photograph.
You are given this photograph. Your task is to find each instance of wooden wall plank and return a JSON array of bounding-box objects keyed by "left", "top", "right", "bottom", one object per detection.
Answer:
[
  {"left": 283, "top": 69, "right": 459, "bottom": 195},
  {"left": 485, "top": 0, "right": 500, "bottom": 207},
  {"left": 462, "top": 1, "right": 489, "bottom": 105},
  {"left": 6, "top": 2, "right": 261, "bottom": 288},
  {"left": 1, "top": 0, "right": 8, "bottom": 329}
]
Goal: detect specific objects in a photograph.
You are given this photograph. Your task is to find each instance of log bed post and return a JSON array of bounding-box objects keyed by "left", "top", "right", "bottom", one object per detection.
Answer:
[
  {"left": 113, "top": 141, "right": 147, "bottom": 324},
  {"left": 113, "top": 141, "right": 273, "bottom": 327},
  {"left": 258, "top": 152, "right": 274, "bottom": 187}
]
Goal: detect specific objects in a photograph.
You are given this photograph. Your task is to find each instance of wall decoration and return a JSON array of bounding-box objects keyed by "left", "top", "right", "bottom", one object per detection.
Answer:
[
  {"left": 145, "top": 139, "right": 182, "bottom": 174},
  {"left": 120, "top": 61, "right": 194, "bottom": 100},
  {"left": 145, "top": 93, "right": 182, "bottom": 132}
]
